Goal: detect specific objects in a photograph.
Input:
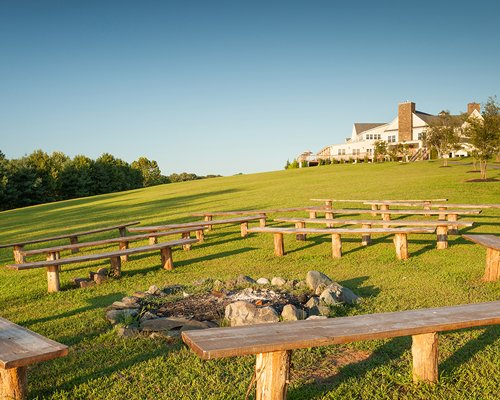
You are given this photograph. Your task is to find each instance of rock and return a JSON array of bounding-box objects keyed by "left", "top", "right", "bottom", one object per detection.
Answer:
[
  {"left": 306, "top": 271, "right": 333, "bottom": 291},
  {"left": 106, "top": 309, "right": 138, "bottom": 325},
  {"left": 93, "top": 274, "right": 108, "bottom": 285},
  {"left": 305, "top": 296, "right": 320, "bottom": 309},
  {"left": 96, "top": 267, "right": 108, "bottom": 276},
  {"left": 139, "top": 311, "right": 157, "bottom": 322},
  {"left": 179, "top": 320, "right": 213, "bottom": 332},
  {"left": 281, "top": 304, "right": 306, "bottom": 321},
  {"left": 162, "top": 285, "right": 183, "bottom": 295},
  {"left": 284, "top": 280, "right": 297, "bottom": 289},
  {"left": 315, "top": 283, "right": 329, "bottom": 295},
  {"left": 254, "top": 307, "right": 280, "bottom": 324},
  {"left": 133, "top": 291, "right": 148, "bottom": 298},
  {"left": 116, "top": 326, "right": 139, "bottom": 337},
  {"left": 236, "top": 275, "right": 256, "bottom": 286},
  {"left": 320, "top": 283, "right": 361, "bottom": 305},
  {"left": 308, "top": 305, "right": 330, "bottom": 317},
  {"left": 295, "top": 280, "right": 309, "bottom": 290},
  {"left": 225, "top": 301, "right": 279, "bottom": 326},
  {"left": 335, "top": 285, "right": 361, "bottom": 305},
  {"left": 256, "top": 278, "right": 270, "bottom": 285},
  {"left": 271, "top": 277, "right": 286, "bottom": 286},
  {"left": 320, "top": 288, "right": 342, "bottom": 306},
  {"left": 192, "top": 278, "right": 207, "bottom": 286},
  {"left": 110, "top": 301, "right": 140, "bottom": 310},
  {"left": 182, "top": 291, "right": 190, "bottom": 298},
  {"left": 71, "top": 277, "right": 88, "bottom": 286},
  {"left": 80, "top": 280, "right": 96, "bottom": 288},
  {"left": 306, "top": 315, "right": 328, "bottom": 320},
  {"left": 121, "top": 296, "right": 140, "bottom": 306},
  {"left": 146, "top": 285, "right": 161, "bottom": 295}
]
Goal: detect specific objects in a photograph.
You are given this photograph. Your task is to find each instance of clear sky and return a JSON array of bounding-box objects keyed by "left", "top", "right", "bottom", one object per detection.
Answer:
[{"left": 1, "top": 0, "right": 499, "bottom": 176}]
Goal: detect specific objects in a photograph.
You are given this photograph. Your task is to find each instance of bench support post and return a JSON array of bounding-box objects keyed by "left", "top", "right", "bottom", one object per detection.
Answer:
[
  {"left": 119, "top": 241, "right": 129, "bottom": 262},
  {"left": 181, "top": 233, "right": 192, "bottom": 250},
  {"left": 309, "top": 211, "right": 317, "bottom": 219},
  {"left": 240, "top": 222, "right": 248, "bottom": 238},
  {"left": 371, "top": 204, "right": 378, "bottom": 217},
  {"left": 331, "top": 234, "right": 342, "bottom": 258},
  {"left": 361, "top": 224, "right": 372, "bottom": 246},
  {"left": 273, "top": 233, "right": 285, "bottom": 256},
  {"left": 382, "top": 212, "right": 391, "bottom": 228},
  {"left": 295, "top": 222, "right": 306, "bottom": 241},
  {"left": 13, "top": 245, "right": 25, "bottom": 264},
  {"left": 0, "top": 366, "right": 27, "bottom": 400},
  {"left": 69, "top": 236, "right": 79, "bottom": 253},
  {"left": 411, "top": 332, "right": 438, "bottom": 383},
  {"left": 393, "top": 233, "right": 409, "bottom": 260},
  {"left": 259, "top": 217, "right": 267, "bottom": 228},
  {"left": 446, "top": 214, "right": 459, "bottom": 235},
  {"left": 195, "top": 229, "right": 204, "bottom": 243},
  {"left": 423, "top": 201, "right": 431, "bottom": 217},
  {"left": 438, "top": 207, "right": 447, "bottom": 221},
  {"left": 204, "top": 216, "right": 213, "bottom": 231},
  {"left": 118, "top": 227, "right": 127, "bottom": 237},
  {"left": 325, "top": 200, "right": 333, "bottom": 209},
  {"left": 436, "top": 226, "right": 448, "bottom": 250},
  {"left": 483, "top": 248, "right": 499, "bottom": 282},
  {"left": 110, "top": 256, "right": 121, "bottom": 277},
  {"left": 161, "top": 247, "right": 174, "bottom": 270},
  {"left": 149, "top": 236, "right": 158, "bottom": 245},
  {"left": 46, "top": 263, "right": 60, "bottom": 293},
  {"left": 255, "top": 350, "right": 291, "bottom": 400}
]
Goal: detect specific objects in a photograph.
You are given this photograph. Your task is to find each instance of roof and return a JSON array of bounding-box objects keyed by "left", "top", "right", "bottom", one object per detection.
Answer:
[
  {"left": 414, "top": 111, "right": 440, "bottom": 125},
  {"left": 353, "top": 123, "right": 386, "bottom": 134}
]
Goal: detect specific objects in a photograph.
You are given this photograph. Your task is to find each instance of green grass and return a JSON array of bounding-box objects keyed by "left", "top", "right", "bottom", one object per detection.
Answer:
[{"left": 0, "top": 159, "right": 499, "bottom": 399}]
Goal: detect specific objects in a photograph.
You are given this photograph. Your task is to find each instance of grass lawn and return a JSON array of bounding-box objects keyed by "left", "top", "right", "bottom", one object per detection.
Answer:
[{"left": 0, "top": 159, "right": 498, "bottom": 399}]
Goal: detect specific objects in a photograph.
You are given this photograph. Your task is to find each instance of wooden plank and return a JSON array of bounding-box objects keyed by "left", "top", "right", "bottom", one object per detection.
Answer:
[
  {"left": 311, "top": 199, "right": 448, "bottom": 203},
  {"left": 181, "top": 301, "right": 500, "bottom": 360},
  {"left": 190, "top": 207, "right": 326, "bottom": 217},
  {"left": 6, "top": 239, "right": 198, "bottom": 271},
  {"left": 0, "top": 221, "right": 140, "bottom": 248},
  {"left": 463, "top": 235, "right": 500, "bottom": 251},
  {"left": 308, "top": 208, "right": 481, "bottom": 216},
  {"left": 0, "top": 318, "right": 68, "bottom": 369},
  {"left": 274, "top": 218, "right": 474, "bottom": 227},
  {"left": 248, "top": 227, "right": 435, "bottom": 235},
  {"left": 364, "top": 202, "right": 499, "bottom": 209}
]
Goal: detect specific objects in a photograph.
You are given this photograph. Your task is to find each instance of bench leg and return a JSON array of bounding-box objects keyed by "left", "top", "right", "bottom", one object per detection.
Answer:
[
  {"left": 195, "top": 229, "right": 204, "bottom": 243},
  {"left": 394, "top": 233, "right": 409, "bottom": 260},
  {"left": 69, "top": 236, "right": 79, "bottom": 253},
  {"left": 331, "top": 234, "right": 342, "bottom": 258},
  {"left": 13, "top": 245, "right": 25, "bottom": 264},
  {"left": 325, "top": 200, "right": 333, "bottom": 209},
  {"left": 161, "top": 247, "right": 174, "bottom": 270},
  {"left": 371, "top": 204, "right": 378, "bottom": 217},
  {"left": 295, "top": 222, "right": 306, "bottom": 241},
  {"left": 47, "top": 265, "right": 60, "bottom": 293},
  {"left": 436, "top": 226, "right": 448, "bottom": 250},
  {"left": 119, "top": 227, "right": 126, "bottom": 237},
  {"left": 240, "top": 222, "right": 248, "bottom": 238},
  {"left": 361, "top": 224, "right": 372, "bottom": 246},
  {"left": 255, "top": 350, "right": 291, "bottom": 400},
  {"left": 110, "top": 256, "right": 121, "bottom": 277},
  {"left": 0, "top": 366, "right": 27, "bottom": 400},
  {"left": 423, "top": 201, "right": 431, "bottom": 217},
  {"left": 119, "top": 241, "right": 129, "bottom": 262},
  {"left": 325, "top": 212, "right": 334, "bottom": 227},
  {"left": 205, "top": 216, "right": 213, "bottom": 231},
  {"left": 148, "top": 236, "right": 158, "bottom": 245},
  {"left": 438, "top": 207, "right": 447, "bottom": 221},
  {"left": 309, "top": 211, "right": 317, "bottom": 219},
  {"left": 273, "top": 233, "right": 285, "bottom": 256},
  {"left": 483, "top": 248, "right": 500, "bottom": 282},
  {"left": 382, "top": 212, "right": 391, "bottom": 228},
  {"left": 411, "top": 332, "right": 438, "bottom": 383},
  {"left": 446, "top": 214, "right": 459, "bottom": 235},
  {"left": 259, "top": 217, "right": 267, "bottom": 228},
  {"left": 181, "top": 233, "right": 192, "bottom": 251}
]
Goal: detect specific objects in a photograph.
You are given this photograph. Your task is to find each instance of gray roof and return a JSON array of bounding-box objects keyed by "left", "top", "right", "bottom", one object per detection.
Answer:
[
  {"left": 353, "top": 123, "right": 386, "bottom": 134},
  {"left": 415, "top": 111, "right": 439, "bottom": 125}
]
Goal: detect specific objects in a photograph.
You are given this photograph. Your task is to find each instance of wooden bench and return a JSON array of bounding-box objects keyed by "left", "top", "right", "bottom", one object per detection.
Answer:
[
  {"left": 182, "top": 301, "right": 500, "bottom": 400},
  {"left": 20, "top": 227, "right": 206, "bottom": 263},
  {"left": 364, "top": 201, "right": 500, "bottom": 210},
  {"left": 247, "top": 227, "right": 435, "bottom": 260},
  {"left": 190, "top": 207, "right": 326, "bottom": 229},
  {"left": 1, "top": 317, "right": 68, "bottom": 399},
  {"left": 0, "top": 221, "right": 140, "bottom": 264},
  {"left": 129, "top": 215, "right": 267, "bottom": 238},
  {"left": 311, "top": 198, "right": 448, "bottom": 211},
  {"left": 6, "top": 238, "right": 197, "bottom": 293},
  {"left": 274, "top": 218, "right": 474, "bottom": 249},
  {"left": 463, "top": 235, "right": 500, "bottom": 281}
]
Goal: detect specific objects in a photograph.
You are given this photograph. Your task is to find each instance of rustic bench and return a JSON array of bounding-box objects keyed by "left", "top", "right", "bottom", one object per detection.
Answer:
[
  {"left": 6, "top": 238, "right": 197, "bottom": 293},
  {"left": 247, "top": 227, "right": 435, "bottom": 260},
  {"left": 20, "top": 227, "right": 206, "bottom": 263},
  {"left": 182, "top": 301, "right": 500, "bottom": 399},
  {"left": 364, "top": 201, "right": 499, "bottom": 210},
  {"left": 311, "top": 198, "right": 448, "bottom": 211},
  {"left": 0, "top": 221, "right": 140, "bottom": 264},
  {"left": 0, "top": 317, "right": 68, "bottom": 399},
  {"left": 463, "top": 234, "right": 500, "bottom": 281},
  {"left": 274, "top": 218, "right": 474, "bottom": 249},
  {"left": 129, "top": 215, "right": 267, "bottom": 238}
]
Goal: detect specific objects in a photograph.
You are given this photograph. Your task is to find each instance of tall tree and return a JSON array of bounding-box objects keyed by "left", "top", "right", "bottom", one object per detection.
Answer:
[
  {"left": 422, "top": 111, "right": 462, "bottom": 166},
  {"left": 373, "top": 140, "right": 387, "bottom": 162},
  {"left": 131, "top": 157, "right": 164, "bottom": 187}
]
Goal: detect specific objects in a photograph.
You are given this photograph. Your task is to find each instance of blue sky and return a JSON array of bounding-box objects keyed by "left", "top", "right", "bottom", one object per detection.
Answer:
[{"left": 1, "top": 1, "right": 499, "bottom": 175}]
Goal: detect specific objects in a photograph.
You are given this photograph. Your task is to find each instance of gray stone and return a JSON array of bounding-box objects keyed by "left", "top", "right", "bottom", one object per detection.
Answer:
[
  {"left": 96, "top": 267, "right": 108, "bottom": 276},
  {"left": 146, "top": 285, "right": 161, "bottom": 295},
  {"left": 162, "top": 285, "right": 183, "bottom": 295},
  {"left": 308, "top": 305, "right": 330, "bottom": 317},
  {"left": 315, "top": 283, "right": 329, "bottom": 295},
  {"left": 256, "top": 278, "right": 270, "bottom": 285},
  {"left": 139, "top": 311, "right": 157, "bottom": 322},
  {"left": 305, "top": 296, "right": 320, "bottom": 309},
  {"left": 225, "top": 301, "right": 256, "bottom": 326},
  {"left": 320, "top": 283, "right": 360, "bottom": 305},
  {"left": 110, "top": 301, "right": 140, "bottom": 310},
  {"left": 320, "top": 288, "right": 342, "bottom": 306},
  {"left": 253, "top": 306, "right": 280, "bottom": 324},
  {"left": 121, "top": 296, "right": 140, "bottom": 306},
  {"left": 79, "top": 280, "right": 96, "bottom": 288},
  {"left": 281, "top": 304, "right": 306, "bottom": 321},
  {"left": 106, "top": 309, "right": 138, "bottom": 325},
  {"left": 179, "top": 320, "right": 213, "bottom": 332},
  {"left": 93, "top": 274, "right": 108, "bottom": 285},
  {"left": 306, "top": 315, "right": 328, "bottom": 320},
  {"left": 116, "top": 326, "right": 139, "bottom": 337},
  {"left": 133, "top": 291, "right": 148, "bottom": 298},
  {"left": 236, "top": 275, "right": 256, "bottom": 286},
  {"left": 271, "top": 277, "right": 287, "bottom": 286},
  {"left": 336, "top": 285, "right": 361, "bottom": 305},
  {"left": 306, "top": 271, "right": 333, "bottom": 291}
]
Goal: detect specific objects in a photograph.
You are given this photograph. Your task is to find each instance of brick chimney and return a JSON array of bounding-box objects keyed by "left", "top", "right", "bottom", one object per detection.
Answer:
[
  {"left": 467, "top": 102, "right": 480, "bottom": 114},
  {"left": 398, "top": 102, "right": 415, "bottom": 142}
]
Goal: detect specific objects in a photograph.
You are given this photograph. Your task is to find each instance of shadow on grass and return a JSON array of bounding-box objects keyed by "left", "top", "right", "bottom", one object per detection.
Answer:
[{"left": 339, "top": 276, "right": 380, "bottom": 298}]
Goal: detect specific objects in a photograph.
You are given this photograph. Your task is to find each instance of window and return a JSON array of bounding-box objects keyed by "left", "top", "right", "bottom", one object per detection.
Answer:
[
  {"left": 342, "top": 149, "right": 346, "bottom": 155},
  {"left": 375, "top": 134, "right": 381, "bottom": 140},
  {"left": 387, "top": 135, "right": 396, "bottom": 143},
  {"left": 418, "top": 132, "right": 424, "bottom": 140},
  {"left": 338, "top": 149, "right": 342, "bottom": 155}
]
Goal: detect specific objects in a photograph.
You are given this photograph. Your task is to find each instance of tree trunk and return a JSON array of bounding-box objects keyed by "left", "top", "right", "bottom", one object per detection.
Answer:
[{"left": 480, "top": 160, "right": 487, "bottom": 180}]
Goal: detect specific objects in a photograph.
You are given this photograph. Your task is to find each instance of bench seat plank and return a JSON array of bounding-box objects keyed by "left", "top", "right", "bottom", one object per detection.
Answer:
[
  {"left": 463, "top": 234, "right": 500, "bottom": 251},
  {"left": 308, "top": 208, "right": 482, "bottom": 215},
  {"left": 273, "top": 218, "right": 474, "bottom": 227},
  {"left": 364, "top": 202, "right": 499, "bottom": 209},
  {"left": 463, "top": 234, "right": 500, "bottom": 281},
  {"left": 190, "top": 207, "right": 326, "bottom": 217},
  {"left": 182, "top": 301, "right": 500, "bottom": 360},
  {"left": 248, "top": 227, "right": 435, "bottom": 234},
  {"left": 311, "top": 199, "right": 447, "bottom": 203},
  {"left": 0, "top": 318, "right": 68, "bottom": 369}
]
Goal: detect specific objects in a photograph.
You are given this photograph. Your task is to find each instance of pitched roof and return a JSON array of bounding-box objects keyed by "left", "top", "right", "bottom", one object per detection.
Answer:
[
  {"left": 353, "top": 123, "right": 386, "bottom": 134},
  {"left": 414, "top": 111, "right": 440, "bottom": 124}
]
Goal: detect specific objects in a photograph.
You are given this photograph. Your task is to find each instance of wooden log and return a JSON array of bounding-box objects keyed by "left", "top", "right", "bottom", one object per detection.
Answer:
[
  {"left": 447, "top": 214, "right": 459, "bottom": 235},
  {"left": 411, "top": 332, "right": 438, "bottom": 383},
  {"left": 0, "top": 366, "right": 27, "bottom": 400},
  {"left": 259, "top": 215, "right": 267, "bottom": 228},
  {"left": 371, "top": 204, "right": 378, "bottom": 217},
  {"left": 380, "top": 204, "right": 390, "bottom": 211},
  {"left": 309, "top": 211, "right": 317, "bottom": 219},
  {"left": 331, "top": 233, "right": 342, "bottom": 258},
  {"left": 436, "top": 226, "right": 448, "bottom": 250},
  {"left": 393, "top": 233, "right": 409, "bottom": 260},
  {"left": 361, "top": 224, "right": 372, "bottom": 245},
  {"left": 324, "top": 200, "right": 333, "bottom": 209},
  {"left": 69, "top": 236, "right": 79, "bottom": 253},
  {"left": 483, "top": 248, "right": 500, "bottom": 282},
  {"left": 110, "top": 256, "right": 121, "bottom": 277},
  {"left": 382, "top": 212, "right": 391, "bottom": 228},
  {"left": 13, "top": 245, "right": 25, "bottom": 264},
  {"left": 161, "top": 247, "right": 173, "bottom": 270},
  {"left": 240, "top": 222, "right": 248, "bottom": 238},
  {"left": 119, "top": 241, "right": 129, "bottom": 262},
  {"left": 195, "top": 229, "right": 205, "bottom": 243},
  {"left": 273, "top": 233, "right": 285, "bottom": 256},
  {"left": 295, "top": 222, "right": 306, "bottom": 241},
  {"left": 205, "top": 215, "right": 213, "bottom": 231},
  {"left": 149, "top": 236, "right": 158, "bottom": 245},
  {"left": 47, "top": 265, "right": 60, "bottom": 293},
  {"left": 423, "top": 201, "right": 431, "bottom": 217},
  {"left": 255, "top": 350, "right": 291, "bottom": 400},
  {"left": 438, "top": 207, "right": 447, "bottom": 221},
  {"left": 181, "top": 233, "right": 192, "bottom": 250}
]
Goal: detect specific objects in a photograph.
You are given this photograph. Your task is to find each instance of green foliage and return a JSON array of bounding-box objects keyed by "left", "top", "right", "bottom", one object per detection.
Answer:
[
  {"left": 373, "top": 140, "right": 387, "bottom": 162},
  {"left": 131, "top": 157, "right": 164, "bottom": 187},
  {"left": 284, "top": 159, "right": 291, "bottom": 169},
  {"left": 422, "top": 111, "right": 462, "bottom": 166},
  {"left": 288, "top": 159, "right": 299, "bottom": 169}
]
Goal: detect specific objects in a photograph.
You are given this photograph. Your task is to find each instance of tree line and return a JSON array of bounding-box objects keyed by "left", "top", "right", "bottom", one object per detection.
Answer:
[{"left": 0, "top": 150, "right": 221, "bottom": 211}]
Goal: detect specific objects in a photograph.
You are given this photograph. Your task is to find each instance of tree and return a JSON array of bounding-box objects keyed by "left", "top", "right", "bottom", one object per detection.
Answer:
[
  {"left": 422, "top": 111, "right": 462, "bottom": 166},
  {"left": 131, "top": 157, "right": 164, "bottom": 187},
  {"left": 59, "top": 155, "right": 94, "bottom": 199},
  {"left": 284, "top": 160, "right": 290, "bottom": 170},
  {"left": 373, "top": 140, "right": 387, "bottom": 162},
  {"left": 463, "top": 96, "right": 500, "bottom": 179}
]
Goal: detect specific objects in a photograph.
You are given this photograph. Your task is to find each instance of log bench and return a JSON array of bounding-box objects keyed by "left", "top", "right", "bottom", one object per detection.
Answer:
[
  {"left": 182, "top": 301, "right": 500, "bottom": 400},
  {"left": 364, "top": 201, "right": 500, "bottom": 210},
  {"left": 129, "top": 215, "right": 267, "bottom": 238},
  {"left": 0, "top": 317, "right": 68, "bottom": 400},
  {"left": 274, "top": 218, "right": 474, "bottom": 249},
  {"left": 6, "top": 238, "right": 197, "bottom": 293},
  {"left": 247, "top": 227, "right": 435, "bottom": 260},
  {"left": 20, "top": 227, "right": 206, "bottom": 263},
  {"left": 0, "top": 221, "right": 140, "bottom": 264},
  {"left": 311, "top": 198, "right": 448, "bottom": 211},
  {"left": 463, "top": 234, "right": 500, "bottom": 282}
]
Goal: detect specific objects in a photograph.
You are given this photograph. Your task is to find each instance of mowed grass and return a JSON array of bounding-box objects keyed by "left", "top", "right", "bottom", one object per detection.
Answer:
[{"left": 0, "top": 159, "right": 499, "bottom": 400}]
